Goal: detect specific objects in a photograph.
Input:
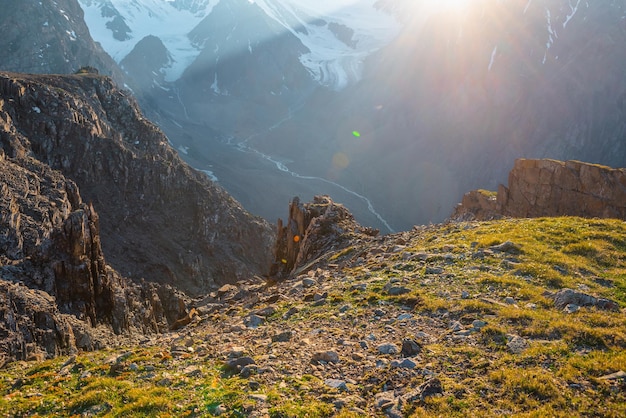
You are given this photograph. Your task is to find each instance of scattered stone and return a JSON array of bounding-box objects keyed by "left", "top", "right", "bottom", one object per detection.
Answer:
[
  {"left": 552, "top": 288, "right": 619, "bottom": 311},
  {"left": 351, "top": 283, "right": 367, "bottom": 291},
  {"left": 302, "top": 278, "right": 317, "bottom": 288},
  {"left": 472, "top": 320, "right": 487, "bottom": 330},
  {"left": 425, "top": 266, "right": 444, "bottom": 275},
  {"left": 271, "top": 330, "right": 293, "bottom": 342},
  {"left": 404, "top": 378, "right": 443, "bottom": 402},
  {"left": 377, "top": 343, "right": 400, "bottom": 355},
  {"left": 245, "top": 314, "right": 265, "bottom": 329},
  {"left": 397, "top": 313, "right": 413, "bottom": 321},
  {"left": 240, "top": 365, "right": 259, "bottom": 378},
  {"left": 504, "top": 296, "right": 516, "bottom": 305},
  {"left": 325, "top": 379, "right": 348, "bottom": 391},
  {"left": 375, "top": 391, "right": 396, "bottom": 410},
  {"left": 255, "top": 306, "right": 277, "bottom": 317},
  {"left": 506, "top": 335, "right": 528, "bottom": 354},
  {"left": 385, "top": 283, "right": 410, "bottom": 296},
  {"left": 401, "top": 339, "right": 422, "bottom": 357},
  {"left": 225, "top": 357, "right": 256, "bottom": 373},
  {"left": 282, "top": 306, "right": 300, "bottom": 319},
  {"left": 226, "top": 347, "right": 247, "bottom": 358},
  {"left": 312, "top": 351, "right": 340, "bottom": 364},
  {"left": 390, "top": 358, "right": 417, "bottom": 369},
  {"left": 461, "top": 291, "right": 470, "bottom": 299},
  {"left": 249, "top": 393, "right": 267, "bottom": 402},
  {"left": 564, "top": 304, "right": 580, "bottom": 314},
  {"left": 449, "top": 321, "right": 463, "bottom": 332},
  {"left": 598, "top": 370, "right": 626, "bottom": 381},
  {"left": 490, "top": 241, "right": 521, "bottom": 254}
]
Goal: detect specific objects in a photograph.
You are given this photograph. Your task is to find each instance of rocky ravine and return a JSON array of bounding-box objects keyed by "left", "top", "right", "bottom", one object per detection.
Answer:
[
  {"left": 0, "top": 71, "right": 273, "bottom": 363},
  {"left": 0, "top": 72, "right": 274, "bottom": 296}
]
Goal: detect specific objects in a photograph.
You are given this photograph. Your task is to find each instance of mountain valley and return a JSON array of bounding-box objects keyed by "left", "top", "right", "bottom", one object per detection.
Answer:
[{"left": 0, "top": 1, "right": 625, "bottom": 416}]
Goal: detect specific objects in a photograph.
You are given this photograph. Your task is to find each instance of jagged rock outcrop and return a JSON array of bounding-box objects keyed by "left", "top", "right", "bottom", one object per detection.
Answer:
[
  {"left": 0, "top": 146, "right": 186, "bottom": 362},
  {"left": 0, "top": 71, "right": 274, "bottom": 295},
  {"left": 270, "top": 195, "right": 378, "bottom": 279},
  {"left": 452, "top": 159, "right": 626, "bottom": 221}
]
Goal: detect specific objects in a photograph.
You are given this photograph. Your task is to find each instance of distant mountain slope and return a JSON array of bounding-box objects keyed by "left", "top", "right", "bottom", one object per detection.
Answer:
[
  {"left": 0, "top": 0, "right": 123, "bottom": 82},
  {"left": 0, "top": 71, "right": 274, "bottom": 295},
  {"left": 259, "top": 0, "right": 626, "bottom": 229}
]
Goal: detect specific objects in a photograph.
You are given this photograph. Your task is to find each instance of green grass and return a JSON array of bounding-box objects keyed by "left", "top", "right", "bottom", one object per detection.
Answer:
[{"left": 1, "top": 217, "right": 625, "bottom": 417}]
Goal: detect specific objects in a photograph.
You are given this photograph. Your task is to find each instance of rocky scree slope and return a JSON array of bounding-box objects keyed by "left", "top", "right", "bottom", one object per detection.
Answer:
[
  {"left": 0, "top": 72, "right": 274, "bottom": 296},
  {"left": 0, "top": 199, "right": 624, "bottom": 416}
]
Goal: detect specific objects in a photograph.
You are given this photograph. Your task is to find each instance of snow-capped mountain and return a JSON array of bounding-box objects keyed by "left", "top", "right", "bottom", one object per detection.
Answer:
[{"left": 78, "top": 0, "right": 400, "bottom": 89}]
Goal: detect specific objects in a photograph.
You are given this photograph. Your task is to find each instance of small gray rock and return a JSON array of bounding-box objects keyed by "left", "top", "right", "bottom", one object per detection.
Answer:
[
  {"left": 401, "top": 339, "right": 421, "bottom": 357},
  {"left": 504, "top": 296, "right": 516, "bottom": 305},
  {"left": 271, "top": 330, "right": 293, "bottom": 342},
  {"left": 324, "top": 379, "right": 348, "bottom": 391},
  {"left": 472, "top": 320, "right": 487, "bottom": 330},
  {"left": 390, "top": 358, "right": 417, "bottom": 369},
  {"left": 302, "top": 278, "right": 316, "bottom": 288},
  {"left": 245, "top": 314, "right": 265, "bottom": 328},
  {"left": 311, "top": 351, "right": 340, "bottom": 364},
  {"left": 506, "top": 335, "right": 528, "bottom": 354},
  {"left": 377, "top": 343, "right": 400, "bottom": 355}
]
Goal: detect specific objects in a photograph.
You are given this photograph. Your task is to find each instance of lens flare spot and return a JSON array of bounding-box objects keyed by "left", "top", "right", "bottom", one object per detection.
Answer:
[
  {"left": 352, "top": 131, "right": 361, "bottom": 137},
  {"left": 281, "top": 259, "right": 287, "bottom": 264},
  {"left": 293, "top": 235, "right": 300, "bottom": 243},
  {"left": 332, "top": 152, "right": 350, "bottom": 170}
]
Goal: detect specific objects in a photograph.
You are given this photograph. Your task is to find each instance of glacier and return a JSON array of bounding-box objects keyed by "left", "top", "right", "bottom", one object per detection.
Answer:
[{"left": 79, "top": 0, "right": 400, "bottom": 89}]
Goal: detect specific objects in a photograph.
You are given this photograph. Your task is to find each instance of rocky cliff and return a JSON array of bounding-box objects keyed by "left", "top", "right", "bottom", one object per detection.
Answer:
[
  {"left": 452, "top": 159, "right": 626, "bottom": 221},
  {"left": 0, "top": 72, "right": 274, "bottom": 296},
  {"left": 0, "top": 142, "right": 186, "bottom": 362},
  {"left": 0, "top": 71, "right": 274, "bottom": 362}
]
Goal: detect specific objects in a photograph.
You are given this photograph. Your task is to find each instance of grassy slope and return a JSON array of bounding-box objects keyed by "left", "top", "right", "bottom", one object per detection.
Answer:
[{"left": 1, "top": 217, "right": 625, "bottom": 417}]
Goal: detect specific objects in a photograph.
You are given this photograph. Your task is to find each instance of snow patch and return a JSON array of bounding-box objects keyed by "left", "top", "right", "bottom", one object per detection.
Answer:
[
  {"left": 563, "top": 0, "right": 581, "bottom": 28},
  {"left": 246, "top": 0, "right": 401, "bottom": 90},
  {"left": 32, "top": 106, "right": 41, "bottom": 113},
  {"left": 178, "top": 145, "right": 189, "bottom": 155},
  {"left": 200, "top": 169, "right": 219, "bottom": 182},
  {"left": 523, "top": 0, "right": 533, "bottom": 14},
  {"left": 79, "top": 0, "right": 220, "bottom": 81},
  {"left": 488, "top": 45, "right": 497, "bottom": 72}
]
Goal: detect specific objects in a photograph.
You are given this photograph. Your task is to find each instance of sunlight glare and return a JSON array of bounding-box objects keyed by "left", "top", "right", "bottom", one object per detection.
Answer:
[{"left": 425, "top": 0, "right": 472, "bottom": 12}]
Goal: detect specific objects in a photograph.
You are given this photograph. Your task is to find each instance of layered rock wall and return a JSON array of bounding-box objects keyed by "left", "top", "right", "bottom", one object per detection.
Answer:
[{"left": 452, "top": 159, "right": 626, "bottom": 221}]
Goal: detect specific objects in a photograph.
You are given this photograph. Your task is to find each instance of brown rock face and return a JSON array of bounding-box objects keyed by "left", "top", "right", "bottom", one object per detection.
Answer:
[
  {"left": 270, "top": 196, "right": 378, "bottom": 279},
  {"left": 0, "top": 71, "right": 273, "bottom": 362},
  {"left": 0, "top": 72, "right": 274, "bottom": 295},
  {"left": 0, "top": 146, "right": 185, "bottom": 362},
  {"left": 452, "top": 159, "right": 626, "bottom": 221}
]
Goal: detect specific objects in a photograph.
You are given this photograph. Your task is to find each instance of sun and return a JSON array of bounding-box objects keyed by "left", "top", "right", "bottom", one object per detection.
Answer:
[{"left": 426, "top": 0, "right": 472, "bottom": 12}]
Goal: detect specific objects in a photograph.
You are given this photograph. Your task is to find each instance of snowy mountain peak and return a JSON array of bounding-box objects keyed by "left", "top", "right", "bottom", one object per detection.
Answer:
[{"left": 79, "top": 0, "right": 400, "bottom": 89}]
